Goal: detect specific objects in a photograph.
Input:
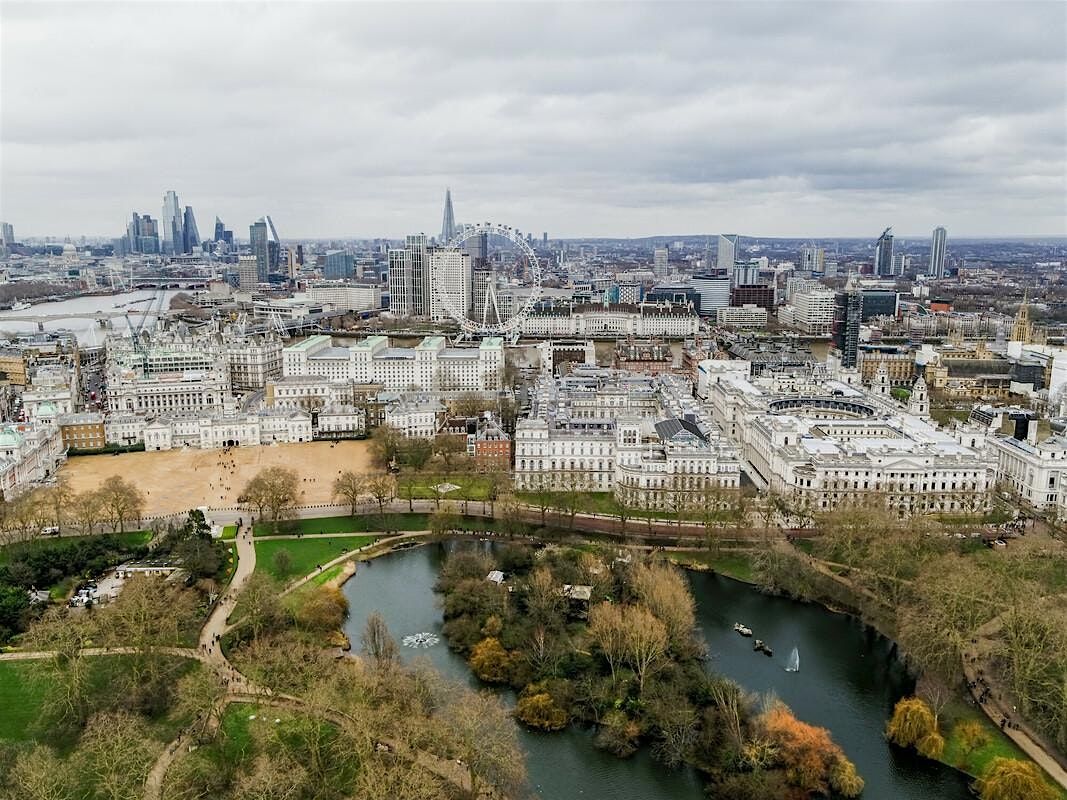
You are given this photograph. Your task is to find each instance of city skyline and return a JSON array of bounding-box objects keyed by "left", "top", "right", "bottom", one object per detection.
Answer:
[{"left": 1, "top": 2, "right": 1065, "bottom": 239}]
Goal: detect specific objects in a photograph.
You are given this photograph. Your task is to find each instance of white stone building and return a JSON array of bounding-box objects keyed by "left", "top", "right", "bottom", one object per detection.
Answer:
[
  {"left": 316, "top": 404, "right": 366, "bottom": 437},
  {"left": 513, "top": 368, "right": 740, "bottom": 507},
  {"left": 704, "top": 367, "right": 993, "bottom": 515},
  {"left": 0, "top": 422, "right": 66, "bottom": 499},
  {"left": 282, "top": 334, "right": 503, "bottom": 393},
  {"left": 521, "top": 301, "right": 699, "bottom": 338},
  {"left": 715, "top": 304, "right": 768, "bottom": 328},
  {"left": 142, "top": 410, "right": 312, "bottom": 451},
  {"left": 383, "top": 395, "right": 445, "bottom": 438},
  {"left": 302, "top": 281, "right": 382, "bottom": 313}
]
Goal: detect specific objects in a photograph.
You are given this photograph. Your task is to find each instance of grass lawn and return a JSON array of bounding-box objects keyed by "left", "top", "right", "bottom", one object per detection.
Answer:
[
  {"left": 221, "top": 525, "right": 237, "bottom": 540},
  {"left": 940, "top": 702, "right": 1067, "bottom": 797},
  {"left": 0, "top": 661, "right": 49, "bottom": 741},
  {"left": 664, "top": 550, "right": 756, "bottom": 583},
  {"left": 309, "top": 563, "right": 344, "bottom": 586},
  {"left": 397, "top": 473, "right": 495, "bottom": 501},
  {"left": 255, "top": 536, "right": 377, "bottom": 581},
  {"left": 253, "top": 513, "right": 431, "bottom": 537},
  {"left": 0, "top": 655, "right": 199, "bottom": 746}
]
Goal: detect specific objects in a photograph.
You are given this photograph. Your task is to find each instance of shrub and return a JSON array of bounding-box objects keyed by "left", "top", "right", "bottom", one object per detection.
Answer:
[
  {"left": 595, "top": 710, "right": 641, "bottom": 757},
  {"left": 515, "top": 687, "right": 568, "bottom": 732},
  {"left": 469, "top": 637, "right": 512, "bottom": 683}
]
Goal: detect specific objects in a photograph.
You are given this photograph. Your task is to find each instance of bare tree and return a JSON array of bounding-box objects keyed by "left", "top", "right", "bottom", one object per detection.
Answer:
[
  {"left": 71, "top": 489, "right": 105, "bottom": 536},
  {"left": 365, "top": 474, "right": 396, "bottom": 521},
  {"left": 332, "top": 470, "right": 365, "bottom": 516},
  {"left": 240, "top": 466, "right": 299, "bottom": 532},
  {"left": 622, "top": 605, "right": 668, "bottom": 693},
  {"left": 361, "top": 611, "right": 399, "bottom": 671},
  {"left": 588, "top": 602, "right": 628, "bottom": 685},
  {"left": 97, "top": 475, "right": 145, "bottom": 533},
  {"left": 440, "top": 688, "right": 527, "bottom": 800}
]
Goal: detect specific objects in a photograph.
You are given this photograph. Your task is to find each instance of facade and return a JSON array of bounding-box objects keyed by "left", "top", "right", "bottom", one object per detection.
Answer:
[
  {"left": 716, "top": 304, "right": 768, "bottom": 328},
  {"left": 324, "top": 250, "right": 354, "bottom": 279},
  {"left": 653, "top": 247, "right": 669, "bottom": 278},
  {"left": 316, "top": 404, "right": 366, "bottom": 438},
  {"left": 143, "top": 410, "right": 312, "bottom": 451},
  {"left": 282, "top": 334, "right": 503, "bottom": 393},
  {"left": 791, "top": 289, "right": 836, "bottom": 335},
  {"left": 800, "top": 245, "right": 825, "bottom": 273},
  {"left": 930, "top": 226, "right": 948, "bottom": 278},
  {"left": 57, "top": 412, "right": 106, "bottom": 451},
  {"left": 383, "top": 394, "right": 445, "bottom": 438},
  {"left": 303, "top": 281, "right": 381, "bottom": 312},
  {"left": 430, "top": 248, "right": 472, "bottom": 322},
  {"left": 224, "top": 334, "right": 283, "bottom": 392},
  {"left": 875, "top": 227, "right": 894, "bottom": 277},
  {"left": 162, "top": 190, "right": 184, "bottom": 255},
  {"left": 613, "top": 338, "right": 674, "bottom": 375},
  {"left": 704, "top": 368, "right": 992, "bottom": 515},
  {"left": 238, "top": 254, "right": 259, "bottom": 290},
  {"left": 514, "top": 368, "right": 741, "bottom": 508},
  {"left": 250, "top": 219, "right": 270, "bottom": 281},
  {"left": 833, "top": 289, "right": 862, "bottom": 368},
  {"left": 522, "top": 301, "right": 699, "bottom": 338},
  {"left": 0, "top": 422, "right": 66, "bottom": 499},
  {"left": 106, "top": 339, "right": 231, "bottom": 416},
  {"left": 473, "top": 416, "right": 511, "bottom": 470},
  {"left": 730, "top": 284, "right": 775, "bottom": 312},
  {"left": 691, "top": 274, "right": 731, "bottom": 314},
  {"left": 388, "top": 234, "right": 430, "bottom": 317},
  {"left": 717, "top": 234, "right": 737, "bottom": 272},
  {"left": 267, "top": 375, "right": 355, "bottom": 411}
]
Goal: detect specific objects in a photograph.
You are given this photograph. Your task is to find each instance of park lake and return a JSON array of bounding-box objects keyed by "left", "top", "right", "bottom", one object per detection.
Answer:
[{"left": 342, "top": 540, "right": 973, "bottom": 799}]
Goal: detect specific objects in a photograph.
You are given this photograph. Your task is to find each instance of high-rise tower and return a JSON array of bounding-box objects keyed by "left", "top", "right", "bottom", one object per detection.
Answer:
[
  {"left": 930, "top": 226, "right": 947, "bottom": 278},
  {"left": 182, "top": 206, "right": 200, "bottom": 253},
  {"left": 162, "top": 190, "right": 183, "bottom": 255},
  {"left": 718, "top": 234, "right": 737, "bottom": 274},
  {"left": 874, "top": 227, "right": 894, "bottom": 277},
  {"left": 440, "top": 188, "right": 456, "bottom": 243},
  {"left": 250, "top": 219, "right": 270, "bottom": 281}
]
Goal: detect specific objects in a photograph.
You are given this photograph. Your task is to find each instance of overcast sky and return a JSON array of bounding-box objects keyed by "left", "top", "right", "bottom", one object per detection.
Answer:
[{"left": 2, "top": 1, "right": 1065, "bottom": 240}]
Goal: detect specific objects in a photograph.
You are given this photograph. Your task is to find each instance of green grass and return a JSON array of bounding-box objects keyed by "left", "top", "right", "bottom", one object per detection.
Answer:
[
  {"left": 253, "top": 513, "right": 430, "bottom": 537},
  {"left": 664, "top": 550, "right": 756, "bottom": 582},
  {"left": 221, "top": 525, "right": 237, "bottom": 540},
  {"left": 255, "top": 536, "right": 377, "bottom": 581},
  {"left": 0, "top": 661, "right": 49, "bottom": 741},
  {"left": 0, "top": 654, "right": 199, "bottom": 746},
  {"left": 939, "top": 702, "right": 1067, "bottom": 797},
  {"left": 309, "top": 563, "right": 344, "bottom": 586},
  {"left": 397, "top": 473, "right": 495, "bottom": 501}
]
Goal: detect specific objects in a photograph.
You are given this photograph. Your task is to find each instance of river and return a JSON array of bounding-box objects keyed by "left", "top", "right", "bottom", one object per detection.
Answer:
[
  {"left": 0, "top": 289, "right": 180, "bottom": 344},
  {"left": 342, "top": 542, "right": 973, "bottom": 799}
]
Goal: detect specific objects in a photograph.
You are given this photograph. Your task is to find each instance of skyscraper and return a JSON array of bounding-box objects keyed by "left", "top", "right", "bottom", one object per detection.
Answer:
[
  {"left": 833, "top": 287, "right": 862, "bottom": 369},
  {"left": 126, "top": 213, "right": 160, "bottom": 254},
  {"left": 653, "top": 246, "right": 669, "bottom": 278},
  {"left": 440, "top": 188, "right": 456, "bottom": 243},
  {"left": 800, "top": 245, "right": 825, "bottom": 273},
  {"left": 930, "top": 226, "right": 948, "bottom": 278},
  {"left": 718, "top": 234, "right": 738, "bottom": 274},
  {"left": 161, "top": 190, "right": 183, "bottom": 255},
  {"left": 0, "top": 222, "right": 14, "bottom": 251},
  {"left": 214, "top": 217, "right": 226, "bottom": 242},
  {"left": 250, "top": 219, "right": 270, "bottom": 281},
  {"left": 430, "top": 248, "right": 472, "bottom": 323},
  {"left": 182, "top": 206, "right": 200, "bottom": 253},
  {"left": 388, "top": 234, "right": 431, "bottom": 317},
  {"left": 874, "top": 227, "right": 894, "bottom": 277},
  {"left": 237, "top": 254, "right": 259, "bottom": 290}
]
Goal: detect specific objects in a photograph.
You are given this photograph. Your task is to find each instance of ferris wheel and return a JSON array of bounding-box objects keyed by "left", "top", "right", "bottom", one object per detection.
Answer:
[{"left": 432, "top": 221, "right": 542, "bottom": 336}]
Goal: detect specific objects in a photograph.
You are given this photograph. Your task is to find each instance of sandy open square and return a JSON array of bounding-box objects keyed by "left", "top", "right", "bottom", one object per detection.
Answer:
[{"left": 60, "top": 440, "right": 375, "bottom": 517}]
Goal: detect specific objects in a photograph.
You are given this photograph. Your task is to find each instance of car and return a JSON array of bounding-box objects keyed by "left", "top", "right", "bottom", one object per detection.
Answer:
[{"left": 41, "top": 526, "right": 60, "bottom": 536}]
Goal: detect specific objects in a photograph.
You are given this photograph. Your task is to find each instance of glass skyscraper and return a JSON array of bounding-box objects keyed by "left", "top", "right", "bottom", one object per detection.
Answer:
[
  {"left": 930, "top": 226, "right": 948, "bottom": 278},
  {"left": 874, "top": 227, "right": 894, "bottom": 277},
  {"left": 250, "top": 219, "right": 270, "bottom": 281}
]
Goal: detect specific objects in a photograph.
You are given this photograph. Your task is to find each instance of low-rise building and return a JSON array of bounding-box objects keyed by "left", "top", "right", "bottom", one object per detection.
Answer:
[
  {"left": 716, "top": 304, "right": 768, "bottom": 328},
  {"left": 57, "top": 412, "right": 106, "bottom": 451},
  {"left": 0, "top": 422, "right": 66, "bottom": 499}
]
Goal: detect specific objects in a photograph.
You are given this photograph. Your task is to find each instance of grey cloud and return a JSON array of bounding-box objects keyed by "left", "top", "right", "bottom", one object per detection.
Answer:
[{"left": 0, "top": 1, "right": 1064, "bottom": 238}]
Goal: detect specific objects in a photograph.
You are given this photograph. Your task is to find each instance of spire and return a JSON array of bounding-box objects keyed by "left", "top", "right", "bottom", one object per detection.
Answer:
[
  {"left": 1010, "top": 290, "right": 1033, "bottom": 344},
  {"left": 440, "top": 187, "right": 456, "bottom": 243}
]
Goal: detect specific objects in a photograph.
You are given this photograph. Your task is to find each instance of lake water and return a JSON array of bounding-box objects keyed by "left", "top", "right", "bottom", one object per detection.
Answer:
[
  {"left": 342, "top": 542, "right": 973, "bottom": 799},
  {"left": 0, "top": 289, "right": 179, "bottom": 344}
]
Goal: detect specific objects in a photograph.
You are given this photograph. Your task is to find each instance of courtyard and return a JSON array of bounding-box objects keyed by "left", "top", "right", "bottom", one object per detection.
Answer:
[{"left": 60, "top": 440, "right": 375, "bottom": 517}]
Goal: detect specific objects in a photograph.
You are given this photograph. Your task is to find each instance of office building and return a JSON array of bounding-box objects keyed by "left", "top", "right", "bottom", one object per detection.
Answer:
[
  {"left": 717, "top": 234, "right": 737, "bottom": 271},
  {"left": 0, "top": 222, "right": 14, "bottom": 249},
  {"left": 521, "top": 301, "right": 699, "bottom": 338},
  {"left": 324, "top": 250, "right": 354, "bottom": 279},
  {"left": 161, "top": 190, "right": 183, "bottom": 255},
  {"left": 653, "top": 246, "right": 669, "bottom": 278},
  {"left": 800, "top": 245, "right": 825, "bottom": 273},
  {"left": 930, "top": 226, "right": 948, "bottom": 278},
  {"left": 730, "top": 284, "right": 775, "bottom": 313},
  {"left": 388, "top": 234, "right": 432, "bottom": 317},
  {"left": 874, "top": 227, "right": 894, "bottom": 277},
  {"left": 860, "top": 290, "right": 900, "bottom": 321},
  {"left": 430, "top": 248, "right": 472, "bottom": 322},
  {"left": 106, "top": 339, "right": 232, "bottom": 416},
  {"left": 238, "top": 254, "right": 259, "bottom": 290},
  {"left": 440, "top": 188, "right": 456, "bottom": 243},
  {"left": 182, "top": 206, "right": 200, "bottom": 253},
  {"left": 716, "top": 305, "right": 768, "bottom": 328},
  {"left": 126, "top": 213, "right": 160, "bottom": 254},
  {"left": 791, "top": 289, "right": 836, "bottom": 336},
  {"left": 833, "top": 289, "right": 862, "bottom": 368},
  {"left": 691, "top": 274, "right": 731, "bottom": 315},
  {"left": 732, "top": 259, "right": 760, "bottom": 287},
  {"left": 303, "top": 281, "right": 381, "bottom": 313},
  {"left": 250, "top": 219, "right": 270, "bottom": 281}
]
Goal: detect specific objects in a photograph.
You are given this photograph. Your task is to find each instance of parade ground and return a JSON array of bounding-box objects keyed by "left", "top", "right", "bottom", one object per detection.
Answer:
[{"left": 61, "top": 440, "right": 375, "bottom": 517}]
